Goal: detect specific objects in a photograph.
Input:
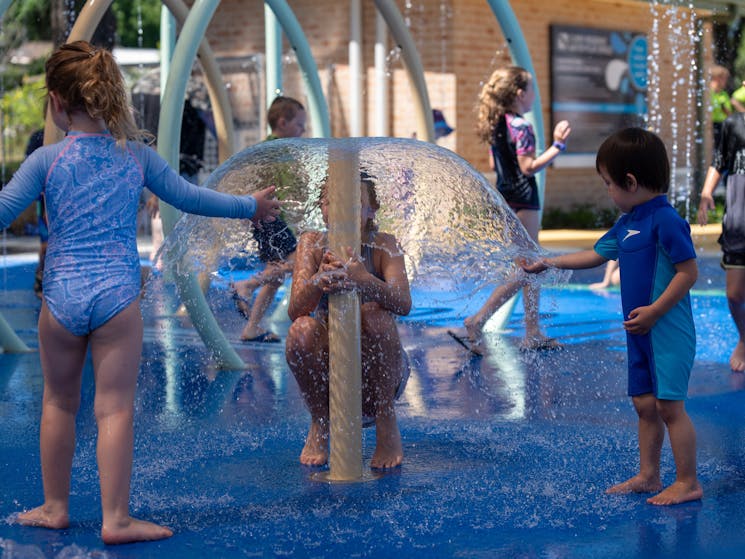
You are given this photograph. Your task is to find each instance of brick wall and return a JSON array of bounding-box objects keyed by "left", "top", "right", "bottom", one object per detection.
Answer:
[{"left": 200, "top": 0, "right": 713, "bottom": 214}]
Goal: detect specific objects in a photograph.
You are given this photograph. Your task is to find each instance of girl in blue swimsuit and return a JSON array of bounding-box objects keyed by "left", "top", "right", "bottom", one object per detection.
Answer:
[{"left": 0, "top": 41, "right": 280, "bottom": 545}]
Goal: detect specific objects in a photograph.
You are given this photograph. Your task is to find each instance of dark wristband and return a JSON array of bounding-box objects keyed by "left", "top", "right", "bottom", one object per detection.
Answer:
[{"left": 552, "top": 141, "right": 566, "bottom": 152}]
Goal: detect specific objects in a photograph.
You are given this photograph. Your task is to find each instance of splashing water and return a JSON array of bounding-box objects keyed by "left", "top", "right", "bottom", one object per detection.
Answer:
[
  {"left": 148, "top": 138, "right": 569, "bottom": 322},
  {"left": 646, "top": 0, "right": 703, "bottom": 217}
]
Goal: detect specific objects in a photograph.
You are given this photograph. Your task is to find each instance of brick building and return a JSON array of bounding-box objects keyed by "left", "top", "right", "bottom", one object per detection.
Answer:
[{"left": 198, "top": 0, "right": 726, "bottom": 214}]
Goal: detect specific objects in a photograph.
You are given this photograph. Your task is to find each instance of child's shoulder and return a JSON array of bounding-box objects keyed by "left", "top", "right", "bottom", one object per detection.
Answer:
[
  {"left": 506, "top": 113, "right": 532, "bottom": 130},
  {"left": 652, "top": 198, "right": 686, "bottom": 221}
]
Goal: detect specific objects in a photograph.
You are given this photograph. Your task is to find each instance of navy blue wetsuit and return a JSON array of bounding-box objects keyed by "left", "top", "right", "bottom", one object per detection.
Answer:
[{"left": 594, "top": 196, "right": 696, "bottom": 401}]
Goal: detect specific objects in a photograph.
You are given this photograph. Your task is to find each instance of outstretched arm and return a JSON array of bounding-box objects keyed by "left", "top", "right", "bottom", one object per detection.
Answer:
[
  {"left": 141, "top": 145, "right": 279, "bottom": 220},
  {"left": 521, "top": 249, "right": 607, "bottom": 274}
]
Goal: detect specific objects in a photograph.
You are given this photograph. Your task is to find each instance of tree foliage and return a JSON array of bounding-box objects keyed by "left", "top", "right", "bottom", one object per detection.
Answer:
[
  {"left": 114, "top": 0, "right": 162, "bottom": 48},
  {"left": 1, "top": 79, "right": 46, "bottom": 161},
  {"left": 0, "top": 0, "right": 162, "bottom": 164},
  {"left": 1, "top": 0, "right": 162, "bottom": 49}
]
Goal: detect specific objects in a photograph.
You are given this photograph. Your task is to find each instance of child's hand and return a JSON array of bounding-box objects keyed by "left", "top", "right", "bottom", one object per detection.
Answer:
[
  {"left": 342, "top": 246, "right": 370, "bottom": 286},
  {"left": 146, "top": 195, "right": 160, "bottom": 218},
  {"left": 251, "top": 186, "right": 280, "bottom": 225},
  {"left": 519, "top": 257, "right": 549, "bottom": 274},
  {"left": 553, "top": 120, "right": 571, "bottom": 142},
  {"left": 623, "top": 305, "right": 659, "bottom": 335},
  {"left": 313, "top": 250, "right": 353, "bottom": 293},
  {"left": 697, "top": 192, "right": 715, "bottom": 226}
]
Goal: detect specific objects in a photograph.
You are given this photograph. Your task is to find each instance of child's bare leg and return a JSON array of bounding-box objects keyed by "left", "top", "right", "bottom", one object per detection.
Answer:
[
  {"left": 234, "top": 276, "right": 261, "bottom": 301},
  {"left": 286, "top": 316, "right": 330, "bottom": 465},
  {"left": 726, "top": 268, "right": 745, "bottom": 371},
  {"left": 89, "top": 300, "right": 172, "bottom": 544},
  {"left": 511, "top": 208, "right": 553, "bottom": 347},
  {"left": 372, "top": 411, "right": 403, "bottom": 469},
  {"left": 464, "top": 280, "right": 523, "bottom": 343},
  {"left": 17, "top": 303, "right": 86, "bottom": 530},
  {"left": 361, "top": 305, "right": 404, "bottom": 469},
  {"left": 647, "top": 400, "right": 703, "bottom": 506},
  {"left": 241, "top": 281, "right": 281, "bottom": 340},
  {"left": 462, "top": 205, "right": 538, "bottom": 347},
  {"left": 301, "top": 418, "right": 330, "bottom": 466},
  {"left": 522, "top": 282, "right": 546, "bottom": 343},
  {"left": 607, "top": 394, "right": 664, "bottom": 494}
]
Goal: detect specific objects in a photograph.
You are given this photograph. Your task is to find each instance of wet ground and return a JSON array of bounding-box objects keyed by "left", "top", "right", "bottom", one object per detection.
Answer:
[{"left": 0, "top": 252, "right": 743, "bottom": 558}]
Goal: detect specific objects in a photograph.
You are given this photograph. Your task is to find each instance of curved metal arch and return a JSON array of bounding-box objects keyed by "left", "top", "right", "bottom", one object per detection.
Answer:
[
  {"left": 373, "top": 0, "right": 434, "bottom": 142},
  {"left": 160, "top": 0, "right": 337, "bottom": 368},
  {"left": 162, "top": 0, "right": 236, "bottom": 163},
  {"left": 484, "top": 0, "right": 546, "bottom": 331},
  {"left": 264, "top": 0, "right": 331, "bottom": 138},
  {"left": 485, "top": 0, "right": 546, "bottom": 212},
  {"left": 155, "top": 0, "right": 249, "bottom": 368}
]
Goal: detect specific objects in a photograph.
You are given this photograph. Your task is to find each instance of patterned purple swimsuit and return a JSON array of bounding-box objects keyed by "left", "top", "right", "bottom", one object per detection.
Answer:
[{"left": 0, "top": 131, "right": 257, "bottom": 335}]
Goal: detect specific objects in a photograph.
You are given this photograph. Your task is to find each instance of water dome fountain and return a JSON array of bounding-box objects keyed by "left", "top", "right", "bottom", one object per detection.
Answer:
[{"left": 3, "top": 2, "right": 745, "bottom": 558}]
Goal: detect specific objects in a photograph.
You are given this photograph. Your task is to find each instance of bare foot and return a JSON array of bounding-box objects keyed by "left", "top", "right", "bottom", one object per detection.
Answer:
[
  {"left": 458, "top": 319, "right": 485, "bottom": 355},
  {"left": 647, "top": 480, "right": 703, "bottom": 506},
  {"left": 371, "top": 413, "right": 403, "bottom": 469},
  {"left": 519, "top": 336, "right": 562, "bottom": 352},
  {"left": 300, "top": 420, "right": 329, "bottom": 466},
  {"left": 101, "top": 517, "right": 173, "bottom": 545},
  {"left": 16, "top": 504, "right": 69, "bottom": 530},
  {"left": 606, "top": 474, "right": 662, "bottom": 495},
  {"left": 463, "top": 318, "right": 483, "bottom": 347},
  {"left": 730, "top": 341, "right": 745, "bottom": 372}
]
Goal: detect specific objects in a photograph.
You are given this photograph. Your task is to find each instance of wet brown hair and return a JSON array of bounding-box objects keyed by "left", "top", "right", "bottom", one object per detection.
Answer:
[
  {"left": 476, "top": 66, "right": 532, "bottom": 143},
  {"left": 595, "top": 127, "right": 670, "bottom": 193},
  {"left": 267, "top": 96, "right": 305, "bottom": 131},
  {"left": 45, "top": 40, "right": 140, "bottom": 146}
]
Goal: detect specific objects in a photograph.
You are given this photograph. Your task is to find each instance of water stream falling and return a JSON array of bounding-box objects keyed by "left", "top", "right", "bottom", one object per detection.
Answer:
[
  {"left": 646, "top": 0, "right": 704, "bottom": 218},
  {"left": 146, "top": 138, "right": 569, "bottom": 343}
]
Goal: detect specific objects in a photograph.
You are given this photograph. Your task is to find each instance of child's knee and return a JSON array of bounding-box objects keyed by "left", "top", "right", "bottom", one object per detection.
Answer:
[
  {"left": 654, "top": 399, "right": 686, "bottom": 424},
  {"left": 631, "top": 393, "right": 658, "bottom": 418},
  {"left": 727, "top": 288, "right": 745, "bottom": 306},
  {"left": 286, "top": 317, "right": 325, "bottom": 355}
]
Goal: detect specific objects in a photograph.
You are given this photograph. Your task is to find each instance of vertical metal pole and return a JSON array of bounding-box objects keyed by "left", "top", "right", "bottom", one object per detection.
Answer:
[
  {"left": 374, "top": 11, "right": 389, "bottom": 136},
  {"left": 373, "top": 0, "right": 434, "bottom": 142},
  {"left": 349, "top": 0, "right": 363, "bottom": 136},
  {"left": 326, "top": 145, "right": 363, "bottom": 481},
  {"left": 265, "top": 0, "right": 331, "bottom": 137}
]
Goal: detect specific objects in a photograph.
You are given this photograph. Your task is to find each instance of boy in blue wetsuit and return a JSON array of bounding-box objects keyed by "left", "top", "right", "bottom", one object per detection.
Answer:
[
  {"left": 522, "top": 128, "right": 702, "bottom": 506},
  {"left": 0, "top": 41, "right": 280, "bottom": 544}
]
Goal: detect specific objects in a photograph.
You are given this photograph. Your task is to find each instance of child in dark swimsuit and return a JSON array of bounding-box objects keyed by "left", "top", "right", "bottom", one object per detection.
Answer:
[
  {"left": 457, "top": 66, "right": 571, "bottom": 354},
  {"left": 232, "top": 96, "right": 306, "bottom": 342},
  {"left": 698, "top": 110, "right": 745, "bottom": 372},
  {"left": 285, "top": 174, "right": 411, "bottom": 469}
]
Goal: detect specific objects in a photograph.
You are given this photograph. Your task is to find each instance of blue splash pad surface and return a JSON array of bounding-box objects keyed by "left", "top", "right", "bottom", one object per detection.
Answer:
[{"left": 1, "top": 258, "right": 744, "bottom": 558}]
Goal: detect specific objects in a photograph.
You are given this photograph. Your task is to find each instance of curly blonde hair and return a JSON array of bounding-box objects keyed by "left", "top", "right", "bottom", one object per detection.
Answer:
[
  {"left": 475, "top": 66, "right": 531, "bottom": 143},
  {"left": 45, "top": 41, "right": 142, "bottom": 146}
]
